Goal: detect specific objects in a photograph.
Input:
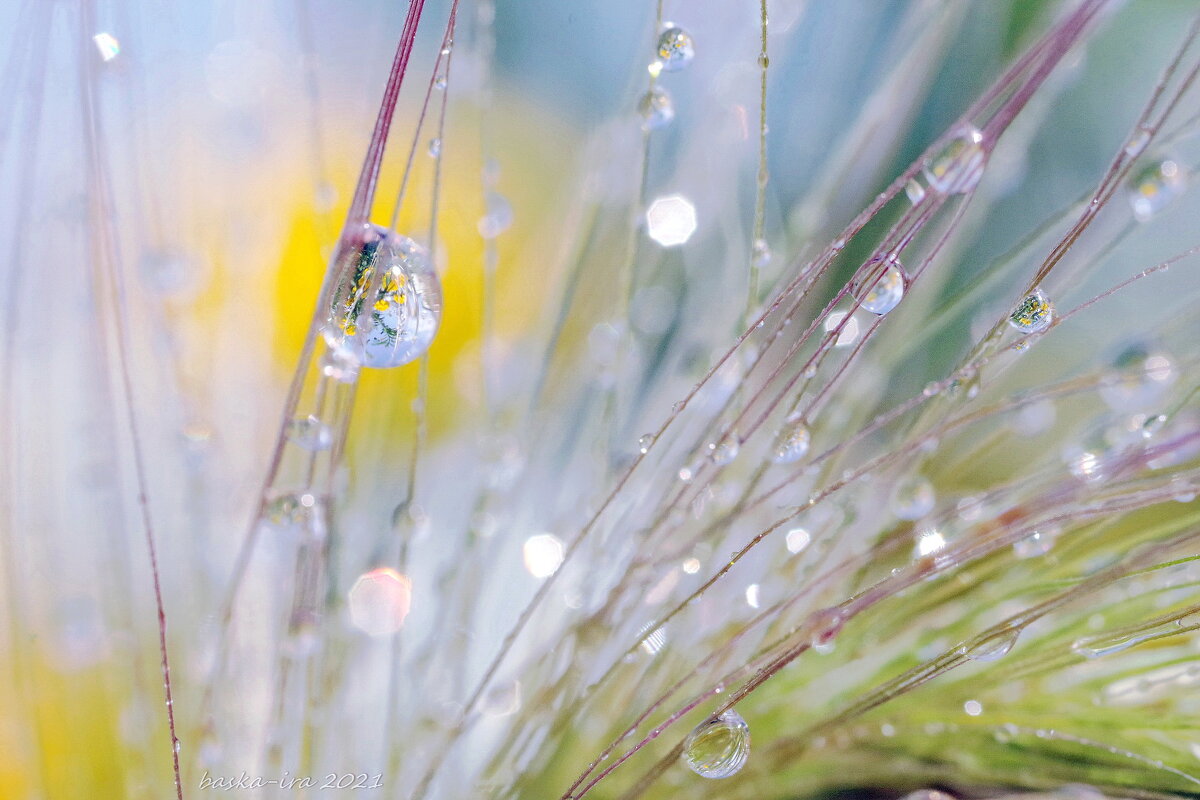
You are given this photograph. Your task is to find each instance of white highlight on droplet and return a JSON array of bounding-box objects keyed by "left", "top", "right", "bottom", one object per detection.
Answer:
[{"left": 915, "top": 529, "right": 946, "bottom": 557}]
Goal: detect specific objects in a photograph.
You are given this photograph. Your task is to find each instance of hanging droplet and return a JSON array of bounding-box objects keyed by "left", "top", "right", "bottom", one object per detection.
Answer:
[
  {"left": 638, "top": 433, "right": 655, "bottom": 454},
  {"left": 891, "top": 476, "right": 935, "bottom": 520},
  {"left": 323, "top": 224, "right": 443, "bottom": 369},
  {"left": 682, "top": 709, "right": 750, "bottom": 779},
  {"left": 656, "top": 25, "right": 695, "bottom": 72},
  {"left": 853, "top": 255, "right": 907, "bottom": 315},
  {"left": 1099, "top": 342, "right": 1176, "bottom": 413},
  {"left": 427, "top": 138, "right": 442, "bottom": 158},
  {"left": 638, "top": 86, "right": 675, "bottom": 131},
  {"left": 923, "top": 126, "right": 986, "bottom": 194},
  {"left": 962, "top": 628, "right": 1020, "bottom": 662},
  {"left": 708, "top": 432, "right": 740, "bottom": 466},
  {"left": 288, "top": 415, "right": 333, "bottom": 451},
  {"left": 1128, "top": 158, "right": 1186, "bottom": 221},
  {"left": 770, "top": 418, "right": 811, "bottom": 464},
  {"left": 1008, "top": 288, "right": 1053, "bottom": 334}
]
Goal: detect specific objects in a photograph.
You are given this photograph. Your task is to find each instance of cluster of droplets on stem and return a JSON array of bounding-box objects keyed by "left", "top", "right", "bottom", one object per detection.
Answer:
[{"left": 638, "top": 24, "right": 694, "bottom": 131}]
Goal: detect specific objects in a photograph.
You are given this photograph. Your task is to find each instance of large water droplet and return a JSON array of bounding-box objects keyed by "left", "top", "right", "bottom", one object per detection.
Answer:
[
  {"left": 323, "top": 224, "right": 443, "bottom": 369},
  {"left": 638, "top": 86, "right": 675, "bottom": 131},
  {"left": 638, "top": 433, "right": 655, "bottom": 454},
  {"left": 963, "top": 628, "right": 1020, "bottom": 662},
  {"left": 770, "top": 418, "right": 811, "bottom": 464},
  {"left": 923, "top": 127, "right": 986, "bottom": 194},
  {"left": 853, "top": 255, "right": 907, "bottom": 315},
  {"left": 656, "top": 25, "right": 695, "bottom": 72},
  {"left": 892, "top": 476, "right": 935, "bottom": 520},
  {"left": 1008, "top": 288, "right": 1053, "bottom": 334},
  {"left": 682, "top": 709, "right": 750, "bottom": 779},
  {"left": 1128, "top": 158, "right": 1186, "bottom": 221}
]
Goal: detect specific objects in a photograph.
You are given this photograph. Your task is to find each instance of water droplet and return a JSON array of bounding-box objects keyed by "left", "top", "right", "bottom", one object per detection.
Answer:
[
  {"left": 1099, "top": 342, "right": 1176, "bottom": 413},
  {"left": 905, "top": 178, "right": 926, "bottom": 205},
  {"left": 914, "top": 528, "right": 946, "bottom": 557},
  {"left": 963, "top": 628, "right": 1020, "bottom": 662},
  {"left": 1124, "top": 127, "right": 1151, "bottom": 158},
  {"left": 751, "top": 238, "right": 772, "bottom": 269},
  {"left": 1013, "top": 526, "right": 1058, "bottom": 559},
  {"left": 261, "top": 492, "right": 317, "bottom": 529},
  {"left": 638, "top": 86, "right": 675, "bottom": 131},
  {"left": 891, "top": 476, "right": 935, "bottom": 520},
  {"left": 708, "top": 433, "right": 740, "bottom": 466},
  {"left": 682, "top": 709, "right": 750, "bottom": 779},
  {"left": 434, "top": 74, "right": 447, "bottom": 91},
  {"left": 427, "top": 138, "right": 442, "bottom": 157},
  {"left": 853, "top": 255, "right": 907, "bottom": 315},
  {"left": 477, "top": 192, "right": 513, "bottom": 239},
  {"left": 923, "top": 126, "right": 986, "bottom": 194},
  {"left": 1129, "top": 158, "right": 1187, "bottom": 221},
  {"left": 770, "top": 418, "right": 811, "bottom": 464},
  {"left": 656, "top": 25, "right": 695, "bottom": 72},
  {"left": 646, "top": 194, "right": 697, "bottom": 247},
  {"left": 638, "top": 433, "right": 655, "bottom": 454},
  {"left": 809, "top": 607, "right": 844, "bottom": 647},
  {"left": 323, "top": 224, "right": 443, "bottom": 369},
  {"left": 288, "top": 415, "right": 333, "bottom": 451},
  {"left": 1142, "top": 413, "right": 1168, "bottom": 439},
  {"left": 1008, "top": 288, "right": 1053, "bottom": 334}
]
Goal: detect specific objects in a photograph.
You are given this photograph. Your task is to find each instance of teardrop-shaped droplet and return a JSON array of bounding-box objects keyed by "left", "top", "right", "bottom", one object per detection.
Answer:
[
  {"left": 1128, "top": 158, "right": 1186, "bottom": 221},
  {"left": 708, "top": 432, "right": 740, "bottom": 465},
  {"left": 963, "top": 628, "right": 1020, "bottom": 662},
  {"left": 891, "top": 476, "right": 935, "bottom": 520},
  {"left": 1008, "top": 288, "right": 1053, "bottom": 334},
  {"left": 853, "top": 255, "right": 907, "bottom": 315},
  {"left": 656, "top": 25, "right": 695, "bottom": 72},
  {"left": 770, "top": 419, "right": 811, "bottom": 464},
  {"left": 682, "top": 709, "right": 750, "bottom": 779},
  {"left": 638, "top": 86, "right": 675, "bottom": 131},
  {"left": 923, "top": 126, "right": 986, "bottom": 194},
  {"left": 288, "top": 415, "right": 333, "bottom": 451},
  {"left": 638, "top": 433, "right": 655, "bottom": 454},
  {"left": 323, "top": 224, "right": 443, "bottom": 369}
]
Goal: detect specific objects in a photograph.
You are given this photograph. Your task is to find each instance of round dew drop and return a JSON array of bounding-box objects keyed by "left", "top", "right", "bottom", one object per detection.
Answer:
[
  {"left": 682, "top": 709, "right": 750, "bottom": 779},
  {"left": 638, "top": 86, "right": 675, "bottom": 131},
  {"left": 323, "top": 224, "right": 443, "bottom": 369},
  {"left": 891, "top": 476, "right": 935, "bottom": 520},
  {"left": 656, "top": 25, "right": 695, "bottom": 72},
  {"left": 923, "top": 126, "right": 986, "bottom": 194},
  {"left": 1008, "top": 289, "right": 1053, "bottom": 334},
  {"left": 853, "top": 255, "right": 907, "bottom": 315},
  {"left": 1128, "top": 158, "right": 1187, "bottom": 221},
  {"left": 770, "top": 419, "right": 811, "bottom": 464},
  {"left": 709, "top": 433, "right": 740, "bottom": 465}
]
